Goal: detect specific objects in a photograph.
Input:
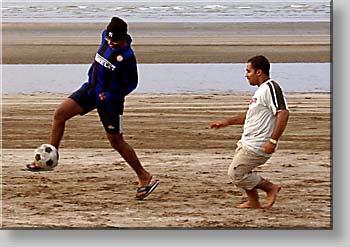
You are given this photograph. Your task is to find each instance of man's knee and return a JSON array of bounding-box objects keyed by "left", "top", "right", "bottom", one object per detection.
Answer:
[
  {"left": 54, "top": 99, "right": 83, "bottom": 122},
  {"left": 54, "top": 107, "right": 67, "bottom": 122},
  {"left": 228, "top": 164, "right": 247, "bottom": 187}
]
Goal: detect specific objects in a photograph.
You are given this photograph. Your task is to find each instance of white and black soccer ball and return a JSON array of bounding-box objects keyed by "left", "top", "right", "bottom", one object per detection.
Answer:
[{"left": 33, "top": 144, "right": 59, "bottom": 169}]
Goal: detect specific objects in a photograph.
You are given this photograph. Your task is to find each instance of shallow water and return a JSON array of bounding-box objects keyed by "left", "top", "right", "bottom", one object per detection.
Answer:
[{"left": 2, "top": 63, "right": 331, "bottom": 94}]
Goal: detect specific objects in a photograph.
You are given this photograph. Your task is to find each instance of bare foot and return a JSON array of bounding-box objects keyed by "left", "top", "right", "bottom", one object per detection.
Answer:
[
  {"left": 266, "top": 185, "right": 281, "bottom": 209},
  {"left": 236, "top": 201, "right": 263, "bottom": 209}
]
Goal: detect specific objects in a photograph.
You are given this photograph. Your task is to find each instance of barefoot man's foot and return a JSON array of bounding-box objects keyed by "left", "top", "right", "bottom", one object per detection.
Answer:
[
  {"left": 237, "top": 201, "right": 263, "bottom": 209},
  {"left": 266, "top": 185, "right": 281, "bottom": 209}
]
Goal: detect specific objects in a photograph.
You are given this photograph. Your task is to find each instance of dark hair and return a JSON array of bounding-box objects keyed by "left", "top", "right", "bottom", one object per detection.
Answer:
[
  {"left": 106, "top": 17, "right": 128, "bottom": 41},
  {"left": 247, "top": 55, "right": 270, "bottom": 76}
]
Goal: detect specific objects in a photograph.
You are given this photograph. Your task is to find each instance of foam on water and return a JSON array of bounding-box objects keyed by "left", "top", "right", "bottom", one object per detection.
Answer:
[{"left": 2, "top": 1, "right": 331, "bottom": 23}]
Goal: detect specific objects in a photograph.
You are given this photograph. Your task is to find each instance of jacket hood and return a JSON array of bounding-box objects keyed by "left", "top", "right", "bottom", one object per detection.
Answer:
[{"left": 125, "top": 34, "right": 132, "bottom": 45}]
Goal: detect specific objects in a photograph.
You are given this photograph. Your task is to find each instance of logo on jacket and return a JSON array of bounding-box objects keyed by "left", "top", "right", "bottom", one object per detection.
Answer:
[
  {"left": 117, "top": 55, "right": 123, "bottom": 62},
  {"left": 95, "top": 53, "right": 116, "bottom": 71}
]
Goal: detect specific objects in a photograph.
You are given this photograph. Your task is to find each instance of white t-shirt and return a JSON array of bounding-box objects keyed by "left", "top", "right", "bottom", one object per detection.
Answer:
[{"left": 241, "top": 79, "right": 288, "bottom": 157}]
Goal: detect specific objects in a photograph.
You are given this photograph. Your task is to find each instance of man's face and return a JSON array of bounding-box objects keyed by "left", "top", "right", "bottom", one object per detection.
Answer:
[
  {"left": 245, "top": 62, "right": 259, "bottom": 86},
  {"left": 106, "top": 37, "right": 125, "bottom": 49}
]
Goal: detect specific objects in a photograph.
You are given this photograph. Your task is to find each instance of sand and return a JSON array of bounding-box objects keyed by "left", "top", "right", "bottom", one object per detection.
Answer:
[
  {"left": 2, "top": 22, "right": 330, "bottom": 64},
  {"left": 1, "top": 93, "right": 331, "bottom": 228},
  {"left": 1, "top": 20, "right": 331, "bottom": 228}
]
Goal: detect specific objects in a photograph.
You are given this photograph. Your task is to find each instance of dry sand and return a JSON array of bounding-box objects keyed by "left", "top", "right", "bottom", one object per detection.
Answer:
[
  {"left": 1, "top": 20, "right": 331, "bottom": 228},
  {"left": 2, "top": 22, "right": 330, "bottom": 64},
  {"left": 1, "top": 93, "right": 331, "bottom": 228}
]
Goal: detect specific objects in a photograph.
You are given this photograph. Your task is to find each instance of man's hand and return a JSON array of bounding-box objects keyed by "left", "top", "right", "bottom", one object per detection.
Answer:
[
  {"left": 263, "top": 141, "right": 276, "bottom": 154},
  {"left": 210, "top": 120, "right": 229, "bottom": 129},
  {"left": 99, "top": 92, "right": 107, "bottom": 101}
]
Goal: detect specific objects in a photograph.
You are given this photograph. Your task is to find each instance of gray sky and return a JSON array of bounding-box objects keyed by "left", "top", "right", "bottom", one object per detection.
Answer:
[{"left": 1, "top": 0, "right": 332, "bottom": 3}]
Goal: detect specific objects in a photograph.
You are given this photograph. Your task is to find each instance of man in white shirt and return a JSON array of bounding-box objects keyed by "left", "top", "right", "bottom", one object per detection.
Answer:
[{"left": 210, "top": 55, "right": 289, "bottom": 209}]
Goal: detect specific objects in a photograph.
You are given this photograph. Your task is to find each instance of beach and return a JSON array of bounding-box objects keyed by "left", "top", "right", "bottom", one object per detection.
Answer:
[
  {"left": 2, "top": 22, "right": 330, "bottom": 64},
  {"left": 1, "top": 93, "right": 331, "bottom": 228},
  {"left": 1, "top": 21, "right": 331, "bottom": 228}
]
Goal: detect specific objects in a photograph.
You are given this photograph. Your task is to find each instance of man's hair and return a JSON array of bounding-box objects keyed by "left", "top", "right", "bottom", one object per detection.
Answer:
[{"left": 247, "top": 55, "right": 270, "bottom": 76}]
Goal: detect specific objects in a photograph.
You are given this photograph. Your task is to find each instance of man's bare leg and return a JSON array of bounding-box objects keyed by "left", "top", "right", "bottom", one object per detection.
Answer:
[
  {"left": 107, "top": 133, "right": 152, "bottom": 188},
  {"left": 237, "top": 188, "right": 263, "bottom": 209},
  {"left": 27, "top": 98, "right": 83, "bottom": 170},
  {"left": 257, "top": 178, "right": 281, "bottom": 209},
  {"left": 50, "top": 98, "right": 84, "bottom": 149}
]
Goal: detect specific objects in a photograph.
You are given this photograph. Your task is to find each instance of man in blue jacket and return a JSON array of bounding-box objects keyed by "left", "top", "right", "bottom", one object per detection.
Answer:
[{"left": 27, "top": 17, "right": 159, "bottom": 200}]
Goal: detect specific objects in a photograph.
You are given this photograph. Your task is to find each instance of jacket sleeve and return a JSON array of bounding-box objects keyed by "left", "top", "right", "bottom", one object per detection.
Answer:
[{"left": 122, "top": 55, "right": 138, "bottom": 96}]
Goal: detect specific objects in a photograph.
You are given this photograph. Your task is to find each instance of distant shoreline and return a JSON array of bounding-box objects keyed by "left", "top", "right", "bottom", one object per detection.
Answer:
[{"left": 2, "top": 22, "right": 331, "bottom": 64}]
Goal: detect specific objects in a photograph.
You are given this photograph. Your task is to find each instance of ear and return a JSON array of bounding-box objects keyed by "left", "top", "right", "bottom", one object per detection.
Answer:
[{"left": 256, "top": 69, "right": 263, "bottom": 76}]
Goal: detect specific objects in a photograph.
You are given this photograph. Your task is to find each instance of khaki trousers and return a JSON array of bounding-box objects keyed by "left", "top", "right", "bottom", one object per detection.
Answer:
[{"left": 228, "top": 141, "right": 270, "bottom": 190}]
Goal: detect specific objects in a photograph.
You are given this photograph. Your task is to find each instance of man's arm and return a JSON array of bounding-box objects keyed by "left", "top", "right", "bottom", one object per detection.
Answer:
[
  {"left": 270, "top": 110, "right": 289, "bottom": 141},
  {"left": 99, "top": 56, "right": 138, "bottom": 102},
  {"left": 210, "top": 112, "right": 246, "bottom": 129},
  {"left": 263, "top": 110, "right": 289, "bottom": 154}
]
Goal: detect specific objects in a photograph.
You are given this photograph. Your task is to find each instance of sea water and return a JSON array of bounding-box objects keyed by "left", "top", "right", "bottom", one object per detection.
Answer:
[
  {"left": 2, "top": 63, "right": 331, "bottom": 94},
  {"left": 2, "top": 1, "right": 331, "bottom": 23},
  {"left": 2, "top": 2, "right": 331, "bottom": 94}
]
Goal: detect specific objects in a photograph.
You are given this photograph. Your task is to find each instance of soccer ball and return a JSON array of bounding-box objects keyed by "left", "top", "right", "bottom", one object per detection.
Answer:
[{"left": 33, "top": 144, "right": 59, "bottom": 169}]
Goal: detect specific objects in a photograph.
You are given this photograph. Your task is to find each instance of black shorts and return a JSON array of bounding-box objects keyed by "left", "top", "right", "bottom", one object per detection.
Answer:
[{"left": 69, "top": 86, "right": 124, "bottom": 134}]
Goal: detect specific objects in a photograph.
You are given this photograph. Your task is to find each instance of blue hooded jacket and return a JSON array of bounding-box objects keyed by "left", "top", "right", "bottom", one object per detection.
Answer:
[{"left": 82, "top": 30, "right": 138, "bottom": 113}]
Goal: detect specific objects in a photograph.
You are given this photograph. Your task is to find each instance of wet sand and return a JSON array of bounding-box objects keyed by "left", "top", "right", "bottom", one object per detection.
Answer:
[
  {"left": 1, "top": 93, "right": 331, "bottom": 228},
  {"left": 2, "top": 22, "right": 330, "bottom": 64}
]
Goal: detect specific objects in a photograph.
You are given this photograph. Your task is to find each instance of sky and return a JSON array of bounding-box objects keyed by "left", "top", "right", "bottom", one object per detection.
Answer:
[{"left": 1, "top": 0, "right": 332, "bottom": 2}]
